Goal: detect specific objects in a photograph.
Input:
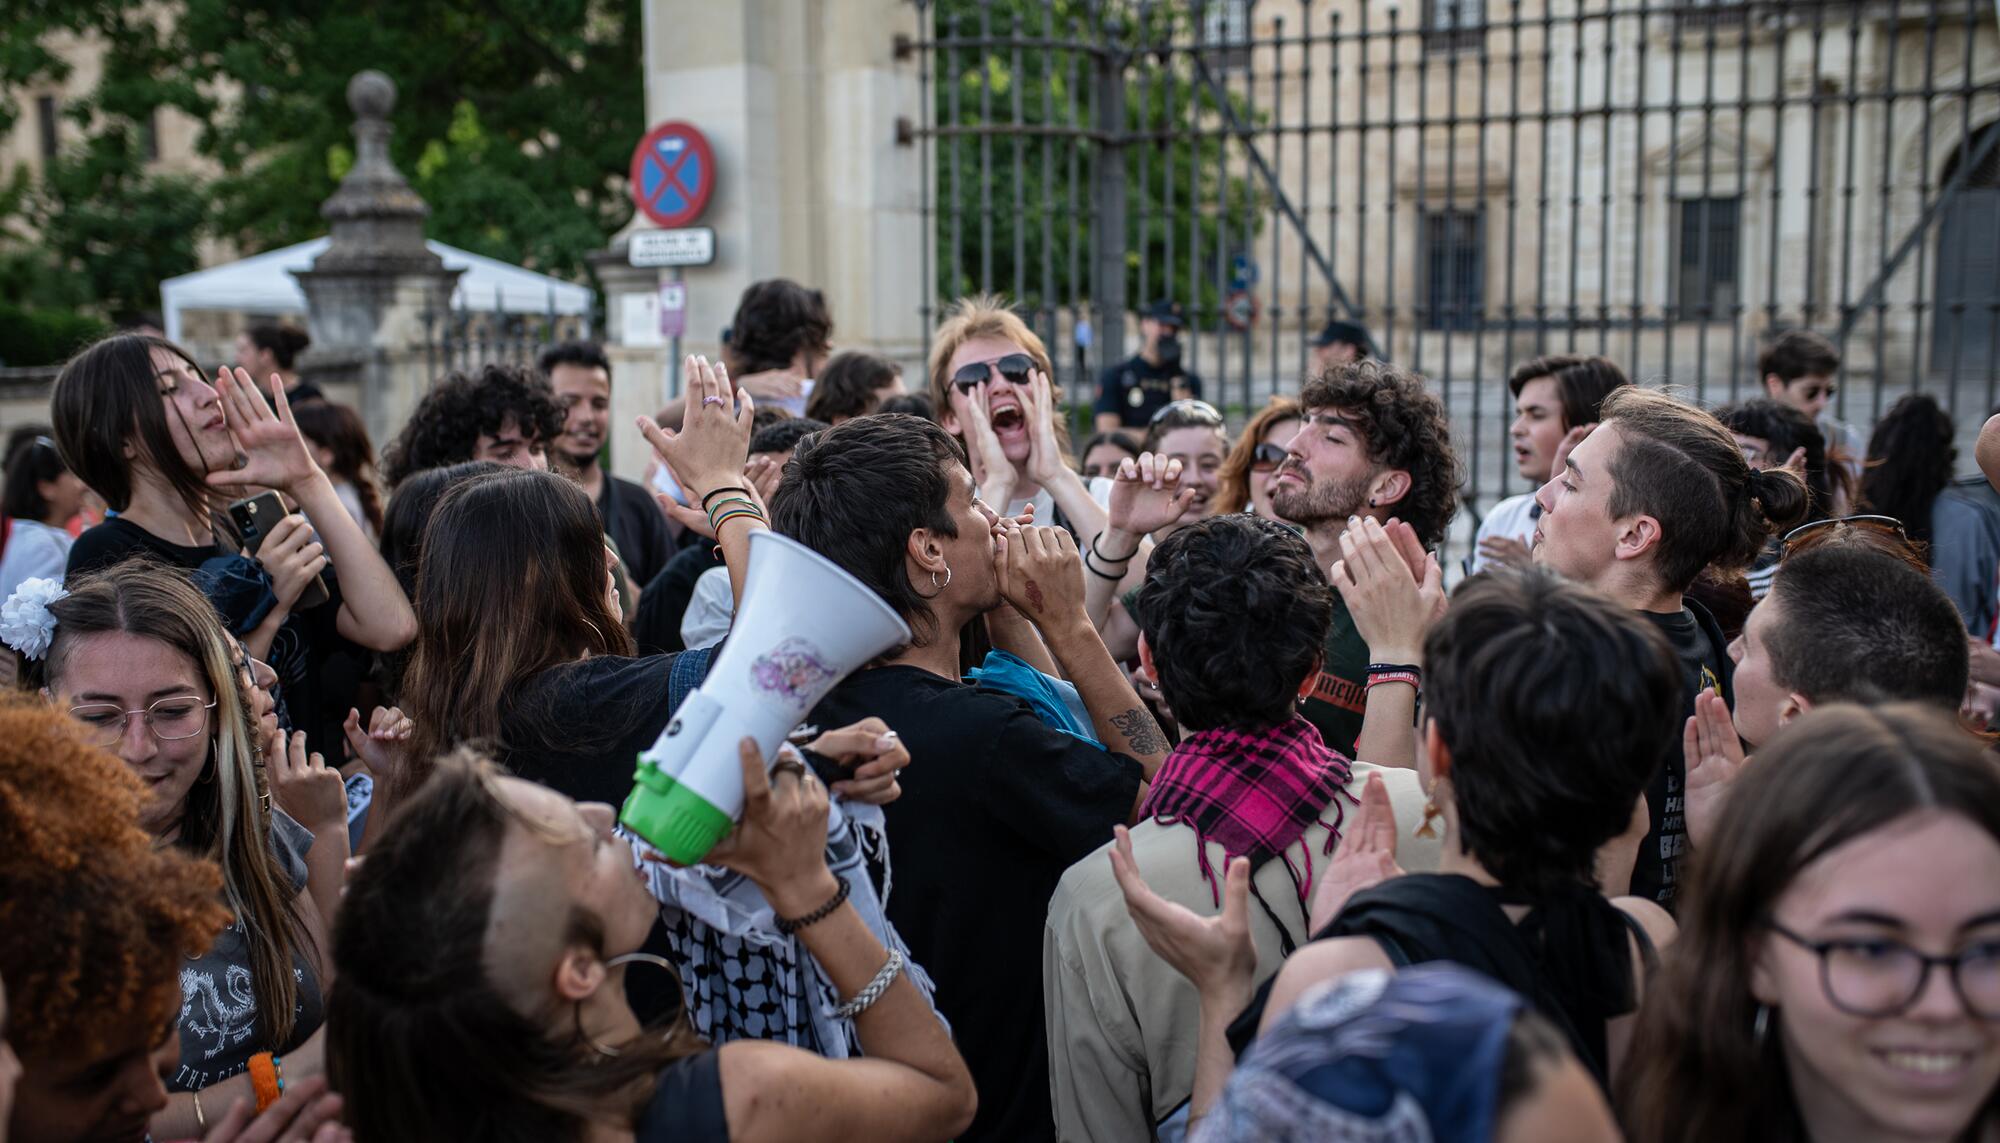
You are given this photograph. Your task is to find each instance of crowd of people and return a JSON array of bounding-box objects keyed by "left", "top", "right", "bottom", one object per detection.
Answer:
[{"left": 0, "top": 278, "right": 1997, "bottom": 1143}]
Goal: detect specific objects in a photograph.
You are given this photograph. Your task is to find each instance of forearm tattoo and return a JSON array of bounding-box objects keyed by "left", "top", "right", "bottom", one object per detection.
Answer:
[{"left": 1109, "top": 707, "right": 1169, "bottom": 755}]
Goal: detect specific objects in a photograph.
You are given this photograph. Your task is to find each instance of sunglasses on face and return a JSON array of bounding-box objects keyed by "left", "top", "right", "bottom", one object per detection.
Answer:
[
  {"left": 1250, "top": 442, "right": 1289, "bottom": 471},
  {"left": 951, "top": 353, "right": 1036, "bottom": 392}
]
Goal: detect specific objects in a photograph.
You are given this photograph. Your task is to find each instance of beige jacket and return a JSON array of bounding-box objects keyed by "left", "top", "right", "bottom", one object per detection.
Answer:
[{"left": 1042, "top": 759, "right": 1439, "bottom": 1143}]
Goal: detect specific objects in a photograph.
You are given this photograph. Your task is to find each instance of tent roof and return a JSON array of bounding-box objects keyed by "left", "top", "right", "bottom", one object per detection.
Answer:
[{"left": 159, "top": 237, "right": 594, "bottom": 342}]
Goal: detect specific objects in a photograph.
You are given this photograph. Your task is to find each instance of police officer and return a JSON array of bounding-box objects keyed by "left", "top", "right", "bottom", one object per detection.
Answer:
[
  {"left": 1308, "top": 319, "right": 1380, "bottom": 373},
  {"left": 1094, "top": 300, "right": 1203, "bottom": 431}
]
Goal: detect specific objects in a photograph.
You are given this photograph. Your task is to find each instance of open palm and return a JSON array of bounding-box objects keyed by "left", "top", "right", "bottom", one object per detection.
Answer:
[{"left": 205, "top": 367, "right": 321, "bottom": 495}]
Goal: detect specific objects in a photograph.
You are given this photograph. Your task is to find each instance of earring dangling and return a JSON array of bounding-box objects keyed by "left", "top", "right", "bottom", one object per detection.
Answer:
[
  {"left": 1415, "top": 791, "right": 1443, "bottom": 839},
  {"left": 932, "top": 563, "right": 952, "bottom": 591},
  {"left": 1753, "top": 1003, "right": 1772, "bottom": 1047},
  {"left": 578, "top": 953, "right": 681, "bottom": 1060}
]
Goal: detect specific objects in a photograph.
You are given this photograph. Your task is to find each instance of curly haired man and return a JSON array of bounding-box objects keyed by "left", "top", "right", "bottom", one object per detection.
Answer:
[
  {"left": 381, "top": 363, "right": 566, "bottom": 488},
  {"left": 1268, "top": 359, "right": 1463, "bottom": 759}
]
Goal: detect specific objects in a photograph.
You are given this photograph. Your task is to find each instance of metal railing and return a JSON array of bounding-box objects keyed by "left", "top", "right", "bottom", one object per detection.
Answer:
[{"left": 905, "top": 0, "right": 2000, "bottom": 560}]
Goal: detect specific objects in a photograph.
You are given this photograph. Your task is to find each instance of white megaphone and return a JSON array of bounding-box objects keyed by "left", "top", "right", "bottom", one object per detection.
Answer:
[{"left": 620, "top": 530, "right": 911, "bottom": 865}]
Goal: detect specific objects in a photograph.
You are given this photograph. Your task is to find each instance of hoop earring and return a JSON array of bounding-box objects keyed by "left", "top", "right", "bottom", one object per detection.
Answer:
[
  {"left": 578, "top": 953, "right": 681, "bottom": 1060},
  {"left": 1753, "top": 1003, "right": 1772, "bottom": 1047},
  {"left": 916, "top": 562, "right": 953, "bottom": 599}
]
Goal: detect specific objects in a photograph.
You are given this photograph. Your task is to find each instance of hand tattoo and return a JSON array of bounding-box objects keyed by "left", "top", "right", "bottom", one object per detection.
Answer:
[
  {"left": 1109, "top": 707, "right": 1170, "bottom": 756},
  {"left": 1024, "top": 578, "right": 1046, "bottom": 613}
]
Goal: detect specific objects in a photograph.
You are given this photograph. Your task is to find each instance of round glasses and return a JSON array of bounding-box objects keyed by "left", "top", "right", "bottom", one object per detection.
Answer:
[
  {"left": 68, "top": 696, "right": 217, "bottom": 749},
  {"left": 1769, "top": 920, "right": 2000, "bottom": 1019}
]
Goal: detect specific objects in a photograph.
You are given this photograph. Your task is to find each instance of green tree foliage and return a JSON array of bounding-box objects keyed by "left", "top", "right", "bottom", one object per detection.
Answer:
[
  {"left": 931, "top": 0, "right": 1267, "bottom": 319},
  {"left": 0, "top": 0, "right": 640, "bottom": 320}
]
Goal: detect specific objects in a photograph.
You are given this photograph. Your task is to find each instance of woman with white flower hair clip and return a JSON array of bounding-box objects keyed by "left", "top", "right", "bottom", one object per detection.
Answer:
[{"left": 4, "top": 559, "right": 343, "bottom": 1141}]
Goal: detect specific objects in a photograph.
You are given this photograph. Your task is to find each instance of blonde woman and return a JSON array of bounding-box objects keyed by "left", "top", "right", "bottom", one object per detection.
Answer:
[{"left": 12, "top": 560, "right": 345, "bottom": 1139}]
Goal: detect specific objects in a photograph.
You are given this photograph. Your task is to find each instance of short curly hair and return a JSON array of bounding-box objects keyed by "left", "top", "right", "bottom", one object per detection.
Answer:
[
  {"left": 381, "top": 364, "right": 565, "bottom": 488},
  {"left": 1132, "top": 514, "right": 1334, "bottom": 730},
  {"left": 1297, "top": 359, "right": 1462, "bottom": 547},
  {"left": 0, "top": 693, "right": 229, "bottom": 1060}
]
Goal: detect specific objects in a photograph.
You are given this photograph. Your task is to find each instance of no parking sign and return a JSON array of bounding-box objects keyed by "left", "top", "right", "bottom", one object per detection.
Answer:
[{"left": 629, "top": 121, "right": 716, "bottom": 229}]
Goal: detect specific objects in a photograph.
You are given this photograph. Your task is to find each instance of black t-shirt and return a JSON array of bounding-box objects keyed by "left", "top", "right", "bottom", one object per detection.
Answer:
[
  {"left": 499, "top": 654, "right": 689, "bottom": 809},
  {"left": 65, "top": 517, "right": 353, "bottom": 754},
  {"left": 600, "top": 474, "right": 676, "bottom": 589},
  {"left": 1093, "top": 354, "right": 1203, "bottom": 428},
  {"left": 1633, "top": 601, "right": 1733, "bottom": 910},
  {"left": 636, "top": 1051, "right": 728, "bottom": 1143},
  {"left": 809, "top": 665, "right": 1143, "bottom": 1143},
  {"left": 634, "top": 543, "right": 726, "bottom": 656}
]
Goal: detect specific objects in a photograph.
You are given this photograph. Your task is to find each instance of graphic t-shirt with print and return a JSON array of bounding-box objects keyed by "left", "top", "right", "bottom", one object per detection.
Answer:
[{"left": 1298, "top": 597, "right": 1369, "bottom": 758}]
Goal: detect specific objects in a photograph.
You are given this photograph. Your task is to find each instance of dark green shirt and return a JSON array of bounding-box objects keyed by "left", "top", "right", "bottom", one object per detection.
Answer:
[{"left": 1298, "top": 597, "right": 1370, "bottom": 757}]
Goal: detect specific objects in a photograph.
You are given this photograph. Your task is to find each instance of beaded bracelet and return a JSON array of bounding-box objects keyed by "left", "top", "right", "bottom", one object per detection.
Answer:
[
  {"left": 833, "top": 948, "right": 906, "bottom": 1020},
  {"left": 700, "top": 485, "right": 754, "bottom": 508},
  {"left": 775, "top": 877, "right": 851, "bottom": 935}
]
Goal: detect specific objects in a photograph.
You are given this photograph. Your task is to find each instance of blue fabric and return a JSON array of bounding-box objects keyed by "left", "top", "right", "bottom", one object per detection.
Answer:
[
  {"left": 191, "top": 554, "right": 278, "bottom": 635},
  {"left": 964, "top": 649, "right": 1100, "bottom": 745},
  {"left": 1202, "top": 963, "right": 1525, "bottom": 1143}
]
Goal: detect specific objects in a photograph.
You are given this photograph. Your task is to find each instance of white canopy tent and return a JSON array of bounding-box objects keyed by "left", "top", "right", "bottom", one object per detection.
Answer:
[{"left": 159, "top": 237, "right": 594, "bottom": 343}]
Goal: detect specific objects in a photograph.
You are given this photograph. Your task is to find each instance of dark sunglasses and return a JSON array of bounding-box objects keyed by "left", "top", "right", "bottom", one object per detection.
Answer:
[
  {"left": 1782, "top": 514, "right": 1906, "bottom": 553},
  {"left": 1250, "top": 442, "right": 1289, "bottom": 471},
  {"left": 1149, "top": 398, "right": 1224, "bottom": 427},
  {"left": 952, "top": 353, "right": 1036, "bottom": 392}
]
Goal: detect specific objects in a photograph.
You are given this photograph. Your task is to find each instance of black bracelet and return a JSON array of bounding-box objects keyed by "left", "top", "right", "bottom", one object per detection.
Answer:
[
  {"left": 1366, "top": 662, "right": 1423, "bottom": 679},
  {"left": 774, "top": 877, "right": 851, "bottom": 935},
  {"left": 1091, "top": 533, "right": 1141, "bottom": 564},
  {"left": 1081, "top": 549, "right": 1124, "bottom": 581},
  {"left": 700, "top": 485, "right": 754, "bottom": 508}
]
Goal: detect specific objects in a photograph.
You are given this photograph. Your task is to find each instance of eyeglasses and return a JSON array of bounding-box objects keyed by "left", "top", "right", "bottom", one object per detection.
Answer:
[
  {"left": 1149, "top": 399, "right": 1224, "bottom": 427},
  {"left": 1769, "top": 919, "right": 2000, "bottom": 1019},
  {"left": 1782, "top": 514, "right": 1907, "bottom": 553},
  {"left": 951, "top": 353, "right": 1036, "bottom": 392},
  {"left": 68, "top": 696, "right": 217, "bottom": 749},
  {"left": 1251, "top": 442, "right": 1289, "bottom": 472}
]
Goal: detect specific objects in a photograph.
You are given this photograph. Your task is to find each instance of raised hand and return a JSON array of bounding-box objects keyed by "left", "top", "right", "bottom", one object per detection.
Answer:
[
  {"left": 1022, "top": 368, "right": 1068, "bottom": 485},
  {"left": 205, "top": 368, "right": 324, "bottom": 496},
  {"left": 1330, "top": 516, "right": 1444, "bottom": 664},
  {"left": 636, "top": 356, "right": 754, "bottom": 506},
  {"left": 256, "top": 513, "right": 328, "bottom": 612},
  {"left": 1683, "top": 689, "right": 1749, "bottom": 850},
  {"left": 1107, "top": 453, "right": 1195, "bottom": 540},
  {"left": 271, "top": 730, "right": 347, "bottom": 835},
  {"left": 1109, "top": 825, "right": 1256, "bottom": 998},
  {"left": 994, "top": 520, "right": 1087, "bottom": 631},
  {"left": 804, "top": 718, "right": 911, "bottom": 805},
  {"left": 1550, "top": 421, "right": 1597, "bottom": 481},
  {"left": 1476, "top": 534, "right": 1533, "bottom": 571},
  {"left": 1307, "top": 772, "right": 1405, "bottom": 932},
  {"left": 705, "top": 739, "right": 836, "bottom": 913},
  {"left": 953, "top": 380, "right": 1017, "bottom": 506},
  {"left": 343, "top": 705, "right": 413, "bottom": 784}
]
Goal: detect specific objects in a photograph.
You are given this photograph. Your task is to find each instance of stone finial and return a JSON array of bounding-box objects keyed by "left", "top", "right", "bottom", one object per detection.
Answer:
[
  {"left": 347, "top": 70, "right": 395, "bottom": 120},
  {"left": 308, "top": 69, "right": 443, "bottom": 274}
]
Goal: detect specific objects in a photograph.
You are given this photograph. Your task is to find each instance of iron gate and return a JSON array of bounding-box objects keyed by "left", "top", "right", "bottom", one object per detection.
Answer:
[{"left": 903, "top": 0, "right": 2000, "bottom": 554}]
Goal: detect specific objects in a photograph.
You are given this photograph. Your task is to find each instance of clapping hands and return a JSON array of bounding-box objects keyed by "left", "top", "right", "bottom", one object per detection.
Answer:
[
  {"left": 1682, "top": 689, "right": 1748, "bottom": 850},
  {"left": 1109, "top": 825, "right": 1257, "bottom": 1000},
  {"left": 1307, "top": 772, "right": 1406, "bottom": 932},
  {"left": 1329, "top": 517, "right": 1444, "bottom": 663}
]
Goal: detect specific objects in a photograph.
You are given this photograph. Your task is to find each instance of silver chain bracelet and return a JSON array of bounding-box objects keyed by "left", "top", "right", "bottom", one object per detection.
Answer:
[{"left": 832, "top": 948, "right": 905, "bottom": 1020}]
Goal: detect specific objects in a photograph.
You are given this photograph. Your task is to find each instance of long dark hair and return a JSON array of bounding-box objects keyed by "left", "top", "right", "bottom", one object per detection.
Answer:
[
  {"left": 51, "top": 333, "right": 218, "bottom": 515},
  {"left": 1861, "top": 393, "right": 1956, "bottom": 546},
  {"left": 1, "top": 429, "right": 69, "bottom": 522},
  {"left": 328, "top": 750, "right": 696, "bottom": 1143},
  {"left": 44, "top": 561, "right": 315, "bottom": 1048},
  {"left": 1617, "top": 704, "right": 2000, "bottom": 1143},
  {"left": 292, "top": 401, "right": 385, "bottom": 535},
  {"left": 398, "top": 469, "right": 633, "bottom": 801}
]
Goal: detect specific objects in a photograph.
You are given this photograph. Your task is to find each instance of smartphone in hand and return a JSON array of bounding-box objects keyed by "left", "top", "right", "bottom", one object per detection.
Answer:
[{"left": 228, "top": 491, "right": 331, "bottom": 609}]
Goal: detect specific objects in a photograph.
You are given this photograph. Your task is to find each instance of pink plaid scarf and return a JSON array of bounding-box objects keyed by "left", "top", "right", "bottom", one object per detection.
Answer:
[{"left": 1138, "top": 716, "right": 1356, "bottom": 906}]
